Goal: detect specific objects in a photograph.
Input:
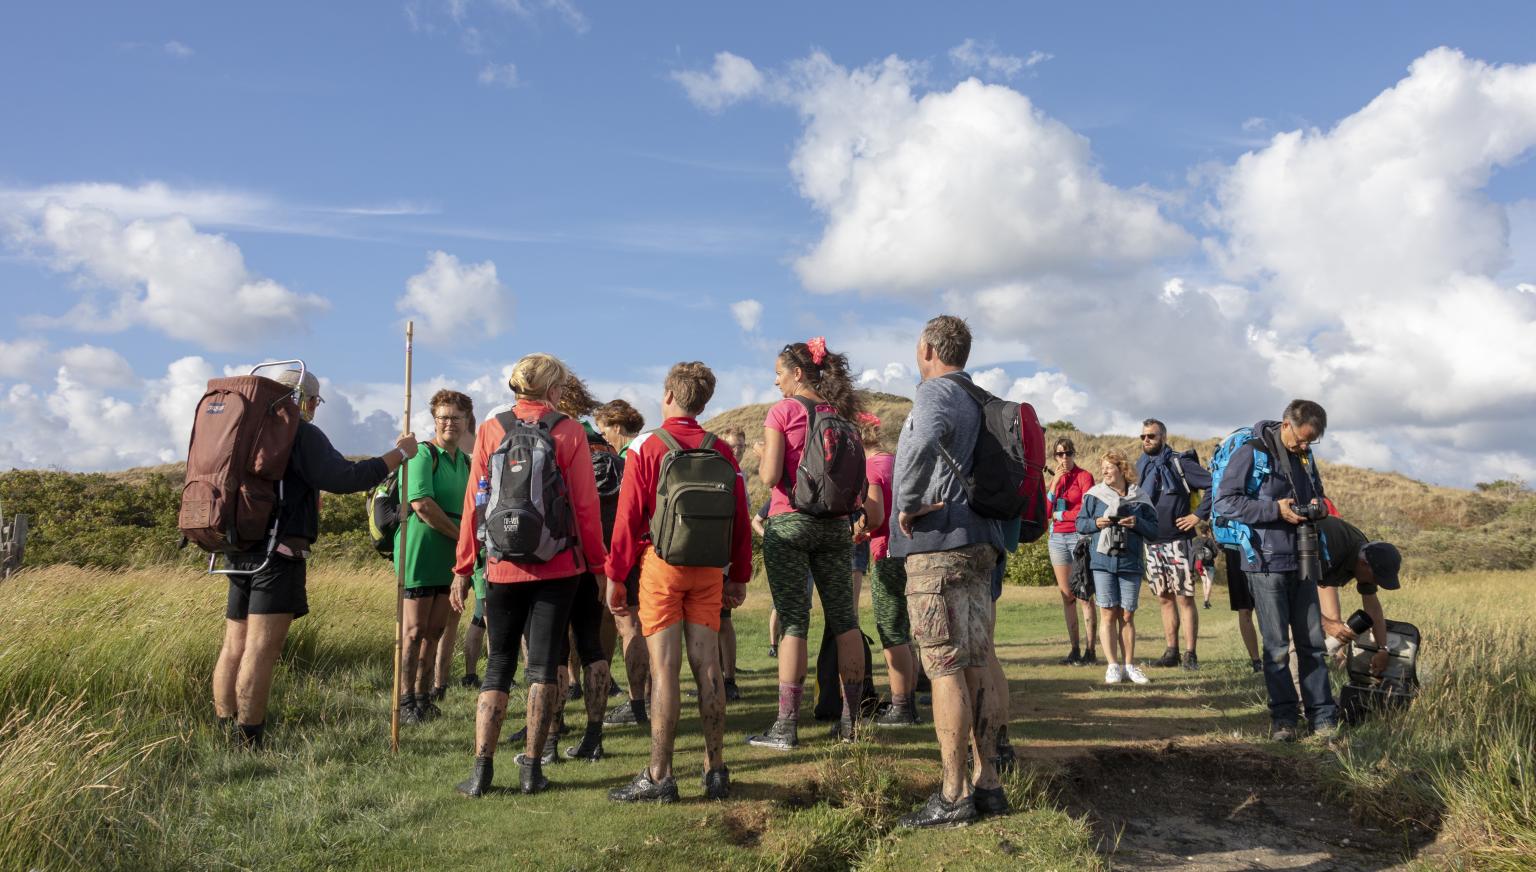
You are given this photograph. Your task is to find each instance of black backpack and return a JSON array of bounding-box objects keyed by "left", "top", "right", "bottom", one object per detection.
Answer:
[
  {"left": 1069, "top": 535, "right": 1094, "bottom": 602},
  {"left": 1339, "top": 619, "right": 1421, "bottom": 725},
  {"left": 788, "top": 397, "right": 866, "bottom": 519},
  {"left": 649, "top": 430, "right": 738, "bottom": 567},
  {"left": 481, "top": 411, "right": 576, "bottom": 564},
  {"left": 365, "top": 442, "right": 440, "bottom": 559},
  {"left": 937, "top": 374, "right": 1047, "bottom": 536},
  {"left": 813, "top": 625, "right": 879, "bottom": 720},
  {"left": 587, "top": 431, "right": 623, "bottom": 544}
]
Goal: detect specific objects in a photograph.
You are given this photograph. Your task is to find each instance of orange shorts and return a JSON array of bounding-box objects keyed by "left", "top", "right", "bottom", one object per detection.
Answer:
[{"left": 637, "top": 547, "right": 724, "bottom": 636}]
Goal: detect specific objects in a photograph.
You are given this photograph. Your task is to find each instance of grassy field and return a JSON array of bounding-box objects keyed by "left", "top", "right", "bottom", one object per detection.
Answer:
[{"left": 1, "top": 564, "right": 1533, "bottom": 871}]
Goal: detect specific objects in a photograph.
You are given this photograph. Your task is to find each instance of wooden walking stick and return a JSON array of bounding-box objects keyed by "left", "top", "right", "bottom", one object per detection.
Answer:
[{"left": 390, "top": 321, "right": 414, "bottom": 753}]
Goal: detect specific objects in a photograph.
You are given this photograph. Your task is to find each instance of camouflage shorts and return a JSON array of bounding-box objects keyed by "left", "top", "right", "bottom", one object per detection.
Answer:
[
  {"left": 1145, "top": 539, "right": 1197, "bottom": 597},
  {"left": 905, "top": 543, "right": 998, "bottom": 678}
]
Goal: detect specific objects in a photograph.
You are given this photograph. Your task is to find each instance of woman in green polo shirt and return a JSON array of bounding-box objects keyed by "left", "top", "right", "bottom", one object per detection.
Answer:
[{"left": 397, "top": 390, "right": 475, "bottom": 724}]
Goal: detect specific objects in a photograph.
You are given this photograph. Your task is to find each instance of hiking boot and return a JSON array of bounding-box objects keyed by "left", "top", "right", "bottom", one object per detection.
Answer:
[
  {"left": 1124, "top": 664, "right": 1151, "bottom": 685},
  {"left": 540, "top": 732, "right": 561, "bottom": 766},
  {"left": 1250, "top": 659, "right": 1264, "bottom": 674},
  {"left": 604, "top": 700, "right": 638, "bottom": 725},
  {"left": 432, "top": 685, "right": 448, "bottom": 702},
  {"left": 566, "top": 682, "right": 584, "bottom": 702},
  {"left": 507, "top": 725, "right": 528, "bottom": 745},
  {"left": 419, "top": 699, "right": 443, "bottom": 721},
  {"left": 831, "top": 715, "right": 856, "bottom": 743},
  {"left": 608, "top": 768, "right": 679, "bottom": 803},
  {"left": 1059, "top": 648, "right": 1082, "bottom": 666},
  {"left": 875, "top": 700, "right": 920, "bottom": 726},
  {"left": 235, "top": 721, "right": 265, "bottom": 751},
  {"left": 399, "top": 694, "right": 424, "bottom": 725},
  {"left": 1270, "top": 722, "right": 1298, "bottom": 743},
  {"left": 456, "top": 756, "right": 494, "bottom": 798},
  {"left": 1104, "top": 664, "right": 1125, "bottom": 684},
  {"left": 1081, "top": 647, "right": 1098, "bottom": 666},
  {"left": 973, "top": 785, "right": 1011, "bottom": 818},
  {"left": 746, "top": 718, "right": 798, "bottom": 751},
  {"left": 897, "top": 790, "right": 977, "bottom": 829},
  {"left": 565, "top": 724, "right": 605, "bottom": 762},
  {"left": 994, "top": 742, "right": 1017, "bottom": 777},
  {"left": 460, "top": 673, "right": 481, "bottom": 689},
  {"left": 723, "top": 678, "right": 742, "bottom": 702},
  {"left": 515, "top": 753, "right": 550, "bottom": 794},
  {"left": 1182, "top": 651, "right": 1201, "bottom": 671},
  {"left": 703, "top": 766, "right": 732, "bottom": 801},
  {"left": 1151, "top": 647, "right": 1180, "bottom": 668},
  {"left": 608, "top": 682, "right": 622, "bottom": 698}
]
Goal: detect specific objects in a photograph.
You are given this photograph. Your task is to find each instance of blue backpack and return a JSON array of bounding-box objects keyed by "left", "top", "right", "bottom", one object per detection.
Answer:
[{"left": 1208, "top": 427, "right": 1267, "bottom": 563}]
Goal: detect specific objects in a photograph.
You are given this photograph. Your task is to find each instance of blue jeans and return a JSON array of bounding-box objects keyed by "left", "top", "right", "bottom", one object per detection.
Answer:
[
  {"left": 1092, "top": 569, "right": 1141, "bottom": 612},
  {"left": 1248, "top": 570, "right": 1337, "bottom": 728}
]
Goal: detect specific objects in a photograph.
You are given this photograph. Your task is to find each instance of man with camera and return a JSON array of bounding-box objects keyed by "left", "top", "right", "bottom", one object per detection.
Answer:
[
  {"left": 1314, "top": 516, "right": 1402, "bottom": 676},
  {"left": 1212, "top": 399, "right": 1336, "bottom": 742}
]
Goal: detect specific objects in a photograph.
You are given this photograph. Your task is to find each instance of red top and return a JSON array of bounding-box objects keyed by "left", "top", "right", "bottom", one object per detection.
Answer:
[
  {"left": 454, "top": 399, "right": 608, "bottom": 583},
  {"left": 1050, "top": 465, "right": 1096, "bottom": 534},
  {"left": 603, "top": 417, "right": 754, "bottom": 587},
  {"left": 865, "top": 452, "right": 895, "bottom": 560}
]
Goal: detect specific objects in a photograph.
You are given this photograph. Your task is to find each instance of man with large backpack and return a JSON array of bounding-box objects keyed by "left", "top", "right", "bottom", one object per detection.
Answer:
[
  {"left": 1135, "top": 418, "right": 1213, "bottom": 670},
  {"left": 209, "top": 368, "right": 419, "bottom": 749},
  {"left": 891, "top": 315, "right": 1008, "bottom": 828},
  {"left": 604, "top": 362, "right": 752, "bottom": 802},
  {"left": 1212, "top": 399, "right": 1337, "bottom": 742}
]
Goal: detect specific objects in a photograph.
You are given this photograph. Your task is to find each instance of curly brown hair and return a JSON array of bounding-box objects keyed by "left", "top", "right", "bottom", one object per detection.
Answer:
[
  {"left": 429, "top": 389, "right": 476, "bottom": 433},
  {"left": 594, "top": 399, "right": 645, "bottom": 436},
  {"left": 778, "top": 340, "right": 862, "bottom": 421},
  {"left": 556, "top": 373, "right": 599, "bottom": 419}
]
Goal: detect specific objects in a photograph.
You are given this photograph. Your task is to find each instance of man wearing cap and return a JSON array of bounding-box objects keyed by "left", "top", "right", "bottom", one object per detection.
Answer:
[
  {"left": 213, "top": 368, "right": 419, "bottom": 749},
  {"left": 1313, "top": 515, "right": 1402, "bottom": 678}
]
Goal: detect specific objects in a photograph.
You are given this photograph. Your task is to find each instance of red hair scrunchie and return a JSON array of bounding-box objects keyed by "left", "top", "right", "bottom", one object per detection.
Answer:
[{"left": 806, "top": 336, "right": 827, "bottom": 365}]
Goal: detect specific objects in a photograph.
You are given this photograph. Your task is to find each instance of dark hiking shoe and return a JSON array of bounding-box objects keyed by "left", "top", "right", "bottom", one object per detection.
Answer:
[
  {"left": 1270, "top": 723, "right": 1299, "bottom": 743},
  {"left": 994, "top": 742, "right": 1018, "bottom": 777},
  {"left": 398, "top": 695, "right": 424, "bottom": 726},
  {"left": 604, "top": 700, "right": 638, "bottom": 725},
  {"left": 703, "top": 767, "right": 732, "bottom": 801},
  {"left": 746, "top": 718, "right": 798, "bottom": 751},
  {"left": 507, "top": 725, "right": 528, "bottom": 745},
  {"left": 973, "top": 786, "right": 1011, "bottom": 818},
  {"left": 608, "top": 681, "right": 622, "bottom": 698},
  {"left": 565, "top": 724, "right": 605, "bottom": 761},
  {"left": 831, "top": 715, "right": 856, "bottom": 743},
  {"left": 567, "top": 682, "right": 584, "bottom": 702},
  {"left": 460, "top": 673, "right": 481, "bottom": 689},
  {"left": 235, "top": 721, "right": 265, "bottom": 751},
  {"left": 608, "top": 769, "right": 679, "bottom": 803},
  {"left": 898, "top": 791, "right": 977, "bottom": 829},
  {"left": 1182, "top": 651, "right": 1201, "bottom": 671},
  {"left": 1250, "top": 659, "right": 1264, "bottom": 674},
  {"left": 419, "top": 699, "right": 443, "bottom": 721},
  {"left": 456, "top": 756, "right": 494, "bottom": 798},
  {"left": 723, "top": 678, "right": 742, "bottom": 702},
  {"left": 432, "top": 685, "right": 448, "bottom": 702},
  {"left": 875, "top": 701, "right": 920, "bottom": 726},
  {"left": 1059, "top": 648, "right": 1082, "bottom": 666},
  {"left": 1152, "top": 647, "right": 1181, "bottom": 668},
  {"left": 515, "top": 753, "right": 550, "bottom": 794},
  {"left": 1081, "top": 647, "right": 1098, "bottom": 665},
  {"left": 540, "top": 732, "right": 561, "bottom": 766}
]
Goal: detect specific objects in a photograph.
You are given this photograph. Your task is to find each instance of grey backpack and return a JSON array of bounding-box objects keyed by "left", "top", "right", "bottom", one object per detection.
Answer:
[
  {"left": 649, "top": 430, "right": 738, "bottom": 567},
  {"left": 482, "top": 410, "right": 576, "bottom": 564}
]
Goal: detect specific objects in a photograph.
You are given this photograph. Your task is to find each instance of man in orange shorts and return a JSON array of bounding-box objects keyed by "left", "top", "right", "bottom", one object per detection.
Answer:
[{"left": 605, "top": 362, "right": 751, "bottom": 803}]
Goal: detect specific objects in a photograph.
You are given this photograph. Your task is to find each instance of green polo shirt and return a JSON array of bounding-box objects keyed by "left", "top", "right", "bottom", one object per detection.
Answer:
[{"left": 394, "top": 443, "right": 471, "bottom": 589}]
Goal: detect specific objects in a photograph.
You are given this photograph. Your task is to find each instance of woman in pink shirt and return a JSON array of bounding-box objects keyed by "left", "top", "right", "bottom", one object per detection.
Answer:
[{"left": 856, "top": 415, "right": 920, "bottom": 726}]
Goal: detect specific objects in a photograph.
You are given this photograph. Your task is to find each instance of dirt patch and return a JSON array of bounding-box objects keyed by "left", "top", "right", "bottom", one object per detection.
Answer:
[
  {"left": 1061, "top": 743, "right": 1430, "bottom": 871},
  {"left": 719, "top": 803, "right": 771, "bottom": 847}
]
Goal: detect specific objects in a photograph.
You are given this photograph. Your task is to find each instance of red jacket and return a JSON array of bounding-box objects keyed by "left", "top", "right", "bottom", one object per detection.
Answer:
[
  {"left": 603, "top": 417, "right": 753, "bottom": 587},
  {"left": 454, "top": 399, "right": 608, "bottom": 583}
]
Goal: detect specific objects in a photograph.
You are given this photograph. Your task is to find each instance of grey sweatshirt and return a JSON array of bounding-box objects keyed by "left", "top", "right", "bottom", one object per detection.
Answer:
[{"left": 889, "top": 371, "right": 1003, "bottom": 559}]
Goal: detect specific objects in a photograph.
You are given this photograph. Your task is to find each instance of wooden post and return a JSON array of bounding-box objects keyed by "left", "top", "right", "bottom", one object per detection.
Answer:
[{"left": 390, "top": 322, "right": 414, "bottom": 753}]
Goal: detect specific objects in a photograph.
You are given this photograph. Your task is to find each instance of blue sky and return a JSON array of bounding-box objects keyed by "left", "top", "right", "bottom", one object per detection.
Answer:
[{"left": 2, "top": 2, "right": 1535, "bottom": 486}]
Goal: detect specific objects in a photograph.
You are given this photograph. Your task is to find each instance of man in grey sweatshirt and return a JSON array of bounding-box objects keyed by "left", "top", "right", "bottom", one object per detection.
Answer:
[{"left": 890, "top": 315, "right": 1006, "bottom": 828}]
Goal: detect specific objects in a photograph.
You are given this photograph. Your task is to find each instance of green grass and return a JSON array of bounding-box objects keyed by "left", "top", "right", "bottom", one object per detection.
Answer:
[{"left": 2, "top": 565, "right": 1533, "bottom": 870}]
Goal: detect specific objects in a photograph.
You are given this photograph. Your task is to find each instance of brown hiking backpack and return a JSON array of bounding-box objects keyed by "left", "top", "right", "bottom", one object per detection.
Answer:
[{"left": 178, "top": 373, "right": 303, "bottom": 555}]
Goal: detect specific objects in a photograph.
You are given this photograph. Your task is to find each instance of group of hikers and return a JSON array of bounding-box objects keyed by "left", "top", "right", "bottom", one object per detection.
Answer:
[{"left": 205, "top": 314, "right": 1402, "bottom": 829}]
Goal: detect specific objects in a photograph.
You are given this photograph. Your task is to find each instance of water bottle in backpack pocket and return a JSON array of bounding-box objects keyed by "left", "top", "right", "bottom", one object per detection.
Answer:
[{"left": 482, "top": 411, "right": 576, "bottom": 564}]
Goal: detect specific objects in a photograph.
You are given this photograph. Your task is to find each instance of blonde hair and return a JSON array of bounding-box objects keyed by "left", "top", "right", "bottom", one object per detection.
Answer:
[
  {"left": 1101, "top": 449, "right": 1137, "bottom": 484},
  {"left": 507, "top": 353, "right": 570, "bottom": 401}
]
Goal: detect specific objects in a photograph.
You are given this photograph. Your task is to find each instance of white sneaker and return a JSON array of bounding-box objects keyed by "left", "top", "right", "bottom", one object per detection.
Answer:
[
  {"left": 1104, "top": 664, "right": 1125, "bottom": 684},
  {"left": 1124, "top": 664, "right": 1151, "bottom": 685}
]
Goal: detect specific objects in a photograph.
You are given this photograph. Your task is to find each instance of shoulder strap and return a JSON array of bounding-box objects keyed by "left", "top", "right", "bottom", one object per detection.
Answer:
[
  {"left": 938, "top": 372, "right": 990, "bottom": 407},
  {"left": 538, "top": 410, "right": 567, "bottom": 431},
  {"left": 654, "top": 428, "right": 684, "bottom": 453},
  {"left": 701, "top": 433, "right": 718, "bottom": 451},
  {"left": 493, "top": 411, "right": 519, "bottom": 440},
  {"left": 422, "top": 441, "right": 441, "bottom": 473},
  {"left": 793, "top": 395, "right": 819, "bottom": 426}
]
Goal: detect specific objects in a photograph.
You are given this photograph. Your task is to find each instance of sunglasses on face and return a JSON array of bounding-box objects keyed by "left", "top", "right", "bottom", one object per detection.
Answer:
[
  {"left": 1055, "top": 451, "right": 1074, "bottom": 457},
  {"left": 1140, "top": 434, "right": 1160, "bottom": 441}
]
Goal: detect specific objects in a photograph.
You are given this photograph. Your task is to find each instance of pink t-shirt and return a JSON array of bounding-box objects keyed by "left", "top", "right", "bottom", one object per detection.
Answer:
[
  {"left": 765, "top": 397, "right": 836, "bottom": 517},
  {"left": 865, "top": 452, "right": 895, "bottom": 560}
]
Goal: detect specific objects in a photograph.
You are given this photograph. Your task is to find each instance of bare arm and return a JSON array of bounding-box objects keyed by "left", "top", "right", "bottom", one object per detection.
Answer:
[
  {"left": 758, "top": 427, "right": 785, "bottom": 487},
  {"left": 863, "top": 483, "right": 885, "bottom": 538},
  {"left": 409, "top": 496, "right": 459, "bottom": 542}
]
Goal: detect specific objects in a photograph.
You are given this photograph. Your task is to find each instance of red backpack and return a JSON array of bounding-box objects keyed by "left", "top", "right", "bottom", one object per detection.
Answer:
[{"left": 178, "top": 373, "right": 302, "bottom": 559}]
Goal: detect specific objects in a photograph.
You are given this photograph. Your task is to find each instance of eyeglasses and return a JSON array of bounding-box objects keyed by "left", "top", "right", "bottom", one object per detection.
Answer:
[
  {"left": 434, "top": 415, "right": 464, "bottom": 424},
  {"left": 1139, "top": 434, "right": 1160, "bottom": 441}
]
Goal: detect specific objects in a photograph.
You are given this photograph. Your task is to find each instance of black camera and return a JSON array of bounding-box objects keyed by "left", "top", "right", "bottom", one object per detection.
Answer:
[
  {"left": 1102, "top": 505, "right": 1132, "bottom": 556},
  {"left": 1294, "top": 501, "right": 1328, "bottom": 522},
  {"left": 1346, "top": 609, "right": 1373, "bottom": 636},
  {"left": 1295, "top": 500, "right": 1327, "bottom": 583}
]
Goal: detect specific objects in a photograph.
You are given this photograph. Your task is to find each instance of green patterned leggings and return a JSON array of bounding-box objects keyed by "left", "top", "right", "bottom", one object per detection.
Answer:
[
  {"left": 869, "top": 556, "right": 911, "bottom": 649},
  {"left": 761, "top": 512, "right": 859, "bottom": 639}
]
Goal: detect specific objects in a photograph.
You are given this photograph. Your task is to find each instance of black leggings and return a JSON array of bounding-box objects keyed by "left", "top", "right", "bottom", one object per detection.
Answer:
[
  {"left": 482, "top": 576, "right": 579, "bottom": 692},
  {"left": 559, "top": 573, "right": 609, "bottom": 668}
]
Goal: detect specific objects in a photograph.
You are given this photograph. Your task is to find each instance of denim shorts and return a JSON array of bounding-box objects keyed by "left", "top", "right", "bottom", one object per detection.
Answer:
[
  {"left": 852, "top": 540, "right": 871, "bottom": 573},
  {"left": 1048, "top": 531, "right": 1082, "bottom": 567},
  {"left": 1093, "top": 569, "right": 1142, "bottom": 612}
]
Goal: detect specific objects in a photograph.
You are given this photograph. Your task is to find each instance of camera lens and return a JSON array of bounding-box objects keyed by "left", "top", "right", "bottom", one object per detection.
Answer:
[{"left": 1346, "top": 609, "right": 1373, "bottom": 636}]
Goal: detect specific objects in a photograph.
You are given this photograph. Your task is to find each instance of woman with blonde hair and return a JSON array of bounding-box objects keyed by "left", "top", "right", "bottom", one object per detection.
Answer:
[
  {"left": 449, "top": 353, "right": 608, "bottom": 796},
  {"left": 1075, "top": 449, "right": 1158, "bottom": 686}
]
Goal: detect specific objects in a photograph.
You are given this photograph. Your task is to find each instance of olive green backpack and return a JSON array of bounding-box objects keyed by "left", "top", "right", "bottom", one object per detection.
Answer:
[{"left": 649, "top": 431, "right": 737, "bottom": 567}]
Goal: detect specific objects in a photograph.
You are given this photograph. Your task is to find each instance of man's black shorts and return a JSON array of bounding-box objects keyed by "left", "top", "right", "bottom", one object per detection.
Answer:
[
  {"left": 625, "top": 563, "right": 640, "bottom": 608},
  {"left": 403, "top": 584, "right": 450, "bottom": 600},
  {"left": 1225, "top": 549, "right": 1255, "bottom": 612},
  {"left": 227, "top": 552, "right": 308, "bottom": 620}
]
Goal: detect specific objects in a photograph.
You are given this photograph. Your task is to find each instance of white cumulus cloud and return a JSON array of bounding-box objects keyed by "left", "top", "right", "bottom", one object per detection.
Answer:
[
  {"left": 729, "top": 298, "right": 763, "bottom": 332},
  {"left": 397, "top": 250, "right": 513, "bottom": 345},
  {"left": 672, "top": 52, "right": 766, "bottom": 112}
]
